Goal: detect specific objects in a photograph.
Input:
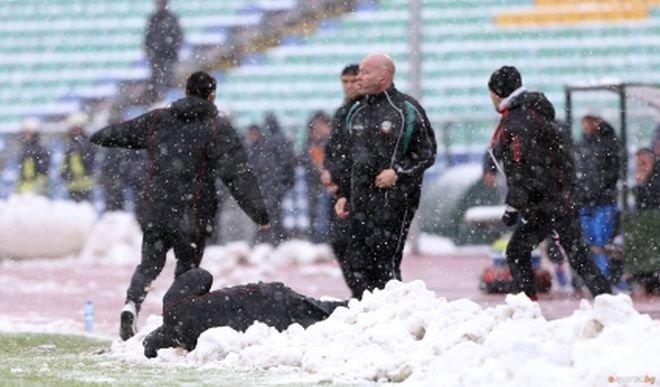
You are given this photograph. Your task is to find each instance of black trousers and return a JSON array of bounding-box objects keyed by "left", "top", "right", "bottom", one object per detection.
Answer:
[
  {"left": 344, "top": 201, "right": 416, "bottom": 298},
  {"left": 125, "top": 224, "right": 206, "bottom": 311},
  {"left": 506, "top": 213, "right": 612, "bottom": 297}
]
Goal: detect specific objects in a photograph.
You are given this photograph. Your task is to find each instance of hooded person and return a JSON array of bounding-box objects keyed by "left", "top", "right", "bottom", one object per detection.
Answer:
[
  {"left": 142, "top": 268, "right": 347, "bottom": 358},
  {"left": 61, "top": 113, "right": 95, "bottom": 202},
  {"left": 573, "top": 114, "right": 622, "bottom": 281},
  {"left": 486, "top": 65, "right": 611, "bottom": 300},
  {"left": 91, "top": 71, "right": 270, "bottom": 340},
  {"left": 17, "top": 118, "right": 50, "bottom": 196}
]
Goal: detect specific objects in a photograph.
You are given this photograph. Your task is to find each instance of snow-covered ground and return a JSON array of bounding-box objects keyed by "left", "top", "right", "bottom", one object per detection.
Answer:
[
  {"left": 111, "top": 281, "right": 660, "bottom": 386},
  {"left": 1, "top": 196, "right": 659, "bottom": 385}
]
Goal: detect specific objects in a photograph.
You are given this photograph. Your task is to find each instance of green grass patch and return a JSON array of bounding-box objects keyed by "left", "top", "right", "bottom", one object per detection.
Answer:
[{"left": 0, "top": 332, "right": 334, "bottom": 386}]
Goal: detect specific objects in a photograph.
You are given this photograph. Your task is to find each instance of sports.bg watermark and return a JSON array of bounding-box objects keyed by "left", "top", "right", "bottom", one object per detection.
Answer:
[{"left": 608, "top": 375, "right": 656, "bottom": 385}]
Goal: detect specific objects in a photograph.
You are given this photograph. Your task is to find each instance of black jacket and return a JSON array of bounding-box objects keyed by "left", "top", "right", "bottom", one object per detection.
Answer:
[
  {"left": 574, "top": 121, "right": 621, "bottom": 207},
  {"left": 91, "top": 97, "right": 269, "bottom": 234},
  {"left": 635, "top": 161, "right": 660, "bottom": 210},
  {"left": 145, "top": 9, "right": 183, "bottom": 60},
  {"left": 143, "top": 269, "right": 346, "bottom": 358},
  {"left": 248, "top": 131, "right": 296, "bottom": 200},
  {"left": 61, "top": 134, "right": 95, "bottom": 192},
  {"left": 334, "top": 85, "right": 436, "bottom": 211},
  {"left": 19, "top": 138, "right": 50, "bottom": 181},
  {"left": 489, "top": 91, "right": 576, "bottom": 222},
  {"left": 325, "top": 100, "right": 353, "bottom": 185}
]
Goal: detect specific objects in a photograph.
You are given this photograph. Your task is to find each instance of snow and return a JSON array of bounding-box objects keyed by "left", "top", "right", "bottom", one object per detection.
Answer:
[
  {"left": 464, "top": 205, "right": 507, "bottom": 224},
  {"left": 0, "top": 195, "right": 97, "bottom": 259},
  {"left": 110, "top": 281, "right": 660, "bottom": 386}
]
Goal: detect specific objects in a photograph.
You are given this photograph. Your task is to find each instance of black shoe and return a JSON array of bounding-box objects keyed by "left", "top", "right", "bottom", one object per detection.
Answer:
[{"left": 119, "top": 302, "right": 137, "bottom": 341}]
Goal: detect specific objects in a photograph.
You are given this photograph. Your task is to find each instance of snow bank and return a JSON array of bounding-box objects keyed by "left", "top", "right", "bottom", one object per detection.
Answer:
[
  {"left": 112, "top": 282, "right": 660, "bottom": 386},
  {"left": 0, "top": 195, "right": 97, "bottom": 259},
  {"left": 202, "top": 240, "right": 335, "bottom": 273},
  {"left": 79, "top": 211, "right": 142, "bottom": 264},
  {"left": 416, "top": 233, "right": 456, "bottom": 256}
]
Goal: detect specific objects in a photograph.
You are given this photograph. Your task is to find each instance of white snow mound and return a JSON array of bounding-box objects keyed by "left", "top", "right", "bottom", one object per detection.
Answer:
[
  {"left": 111, "top": 281, "right": 660, "bottom": 385},
  {"left": 79, "top": 211, "right": 142, "bottom": 264},
  {"left": 0, "top": 195, "right": 97, "bottom": 259}
]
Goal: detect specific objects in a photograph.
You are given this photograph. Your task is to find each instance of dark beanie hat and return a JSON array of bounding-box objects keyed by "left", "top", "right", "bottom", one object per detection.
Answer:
[{"left": 488, "top": 66, "right": 522, "bottom": 98}]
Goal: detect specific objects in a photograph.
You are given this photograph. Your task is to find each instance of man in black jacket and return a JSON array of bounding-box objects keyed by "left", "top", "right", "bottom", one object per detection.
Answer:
[
  {"left": 333, "top": 54, "right": 437, "bottom": 297},
  {"left": 142, "top": 268, "right": 347, "bottom": 358},
  {"left": 574, "top": 115, "right": 621, "bottom": 281},
  {"left": 144, "top": 0, "right": 183, "bottom": 102},
  {"left": 634, "top": 148, "right": 660, "bottom": 210},
  {"left": 486, "top": 66, "right": 611, "bottom": 300},
  {"left": 61, "top": 114, "right": 95, "bottom": 202},
  {"left": 322, "top": 64, "right": 361, "bottom": 296},
  {"left": 91, "top": 72, "right": 270, "bottom": 340}
]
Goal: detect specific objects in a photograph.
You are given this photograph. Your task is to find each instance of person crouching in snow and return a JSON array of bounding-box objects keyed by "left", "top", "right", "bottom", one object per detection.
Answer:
[
  {"left": 486, "top": 66, "right": 611, "bottom": 300},
  {"left": 142, "top": 268, "right": 347, "bottom": 358}
]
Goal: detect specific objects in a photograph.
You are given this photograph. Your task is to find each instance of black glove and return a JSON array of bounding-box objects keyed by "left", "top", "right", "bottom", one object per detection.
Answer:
[{"left": 501, "top": 207, "right": 519, "bottom": 227}]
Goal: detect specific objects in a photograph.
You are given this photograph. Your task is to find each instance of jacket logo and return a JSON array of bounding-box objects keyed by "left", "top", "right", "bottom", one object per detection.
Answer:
[
  {"left": 380, "top": 121, "right": 392, "bottom": 134},
  {"left": 352, "top": 124, "right": 364, "bottom": 131}
]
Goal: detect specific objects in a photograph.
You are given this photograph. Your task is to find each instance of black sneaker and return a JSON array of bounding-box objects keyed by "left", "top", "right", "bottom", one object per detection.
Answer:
[{"left": 119, "top": 302, "right": 137, "bottom": 341}]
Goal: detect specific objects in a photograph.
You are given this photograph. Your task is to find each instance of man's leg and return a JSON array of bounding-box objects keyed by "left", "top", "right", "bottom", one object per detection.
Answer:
[
  {"left": 331, "top": 216, "right": 359, "bottom": 297},
  {"left": 505, "top": 222, "right": 548, "bottom": 299},
  {"left": 556, "top": 215, "right": 612, "bottom": 297},
  {"left": 172, "top": 231, "right": 206, "bottom": 278},
  {"left": 580, "top": 206, "right": 610, "bottom": 278},
  {"left": 121, "top": 228, "right": 171, "bottom": 340}
]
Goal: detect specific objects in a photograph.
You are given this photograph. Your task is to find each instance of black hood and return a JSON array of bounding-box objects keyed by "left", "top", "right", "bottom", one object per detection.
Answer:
[
  {"left": 507, "top": 91, "right": 556, "bottom": 121},
  {"left": 170, "top": 97, "right": 218, "bottom": 121}
]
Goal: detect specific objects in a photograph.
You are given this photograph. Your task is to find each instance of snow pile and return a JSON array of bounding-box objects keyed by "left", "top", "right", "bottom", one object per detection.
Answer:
[
  {"left": 415, "top": 233, "right": 456, "bottom": 256},
  {"left": 0, "top": 195, "right": 97, "bottom": 259},
  {"left": 203, "top": 240, "right": 335, "bottom": 273},
  {"left": 79, "top": 211, "right": 142, "bottom": 264},
  {"left": 113, "top": 281, "right": 660, "bottom": 386}
]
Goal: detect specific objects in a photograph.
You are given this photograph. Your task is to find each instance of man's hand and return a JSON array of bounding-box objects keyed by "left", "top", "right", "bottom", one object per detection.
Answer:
[
  {"left": 259, "top": 223, "right": 271, "bottom": 231},
  {"left": 320, "top": 169, "right": 333, "bottom": 187},
  {"left": 501, "top": 206, "right": 518, "bottom": 227},
  {"left": 335, "top": 197, "right": 349, "bottom": 219},
  {"left": 375, "top": 169, "right": 398, "bottom": 188}
]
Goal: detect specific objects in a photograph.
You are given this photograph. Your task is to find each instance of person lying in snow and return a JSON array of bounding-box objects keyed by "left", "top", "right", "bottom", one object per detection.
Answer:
[{"left": 143, "top": 268, "right": 347, "bottom": 358}]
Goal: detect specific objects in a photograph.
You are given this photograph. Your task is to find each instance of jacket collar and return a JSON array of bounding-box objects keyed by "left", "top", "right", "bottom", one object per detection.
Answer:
[{"left": 365, "top": 83, "right": 397, "bottom": 104}]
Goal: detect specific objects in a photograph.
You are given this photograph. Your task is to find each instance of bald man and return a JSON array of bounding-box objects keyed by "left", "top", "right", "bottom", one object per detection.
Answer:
[{"left": 333, "top": 53, "right": 437, "bottom": 297}]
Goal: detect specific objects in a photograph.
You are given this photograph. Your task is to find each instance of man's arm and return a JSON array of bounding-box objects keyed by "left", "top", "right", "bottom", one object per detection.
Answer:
[
  {"left": 329, "top": 103, "right": 357, "bottom": 199},
  {"left": 502, "top": 118, "right": 533, "bottom": 212},
  {"left": 90, "top": 110, "right": 161, "bottom": 149},
  {"left": 392, "top": 101, "right": 437, "bottom": 180},
  {"left": 214, "top": 119, "right": 270, "bottom": 225}
]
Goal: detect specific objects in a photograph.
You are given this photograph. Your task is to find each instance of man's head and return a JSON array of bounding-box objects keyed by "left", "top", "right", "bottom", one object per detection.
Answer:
[
  {"left": 581, "top": 115, "right": 601, "bottom": 136},
  {"left": 308, "top": 111, "right": 332, "bottom": 142},
  {"left": 357, "top": 53, "right": 395, "bottom": 95},
  {"left": 156, "top": 0, "right": 167, "bottom": 12},
  {"left": 635, "top": 148, "right": 656, "bottom": 183},
  {"left": 248, "top": 124, "right": 262, "bottom": 144},
  {"left": 488, "top": 66, "right": 522, "bottom": 110},
  {"left": 186, "top": 71, "right": 216, "bottom": 101},
  {"left": 340, "top": 64, "right": 360, "bottom": 102}
]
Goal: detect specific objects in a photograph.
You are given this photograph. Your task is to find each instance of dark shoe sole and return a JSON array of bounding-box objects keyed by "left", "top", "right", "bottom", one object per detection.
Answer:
[{"left": 119, "top": 311, "right": 135, "bottom": 341}]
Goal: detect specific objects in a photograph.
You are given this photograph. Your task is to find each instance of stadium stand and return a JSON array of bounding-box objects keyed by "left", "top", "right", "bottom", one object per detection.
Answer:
[
  {"left": 1, "top": 0, "right": 658, "bottom": 148},
  {"left": 0, "top": 0, "right": 294, "bottom": 131}
]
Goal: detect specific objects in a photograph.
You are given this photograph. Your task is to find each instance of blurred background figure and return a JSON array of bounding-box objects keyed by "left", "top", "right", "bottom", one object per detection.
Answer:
[
  {"left": 303, "top": 111, "right": 333, "bottom": 243},
  {"left": 574, "top": 115, "right": 622, "bottom": 285},
  {"left": 247, "top": 116, "right": 296, "bottom": 245},
  {"left": 144, "top": 0, "right": 183, "bottom": 103},
  {"left": 634, "top": 148, "right": 660, "bottom": 210},
  {"left": 16, "top": 118, "right": 50, "bottom": 197},
  {"left": 60, "top": 113, "right": 95, "bottom": 202}
]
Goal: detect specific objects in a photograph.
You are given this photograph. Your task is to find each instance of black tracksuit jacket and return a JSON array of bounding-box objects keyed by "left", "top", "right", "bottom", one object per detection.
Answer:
[
  {"left": 334, "top": 85, "right": 436, "bottom": 214},
  {"left": 489, "top": 91, "right": 576, "bottom": 222},
  {"left": 91, "top": 97, "right": 269, "bottom": 236}
]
